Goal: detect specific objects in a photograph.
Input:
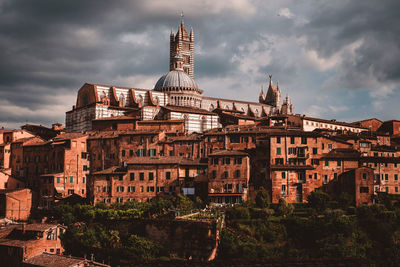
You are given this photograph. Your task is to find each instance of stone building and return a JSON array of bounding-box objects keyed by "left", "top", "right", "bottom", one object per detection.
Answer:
[
  {"left": 89, "top": 157, "right": 206, "bottom": 204},
  {"left": 66, "top": 19, "right": 294, "bottom": 133},
  {"left": 0, "top": 189, "right": 32, "bottom": 221},
  {"left": 208, "top": 150, "right": 250, "bottom": 204},
  {"left": 12, "top": 133, "right": 90, "bottom": 209},
  {"left": 0, "top": 224, "right": 65, "bottom": 266}
]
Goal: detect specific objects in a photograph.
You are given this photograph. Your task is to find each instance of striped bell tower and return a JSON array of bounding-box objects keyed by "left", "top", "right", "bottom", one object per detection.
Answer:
[{"left": 169, "top": 15, "right": 194, "bottom": 78}]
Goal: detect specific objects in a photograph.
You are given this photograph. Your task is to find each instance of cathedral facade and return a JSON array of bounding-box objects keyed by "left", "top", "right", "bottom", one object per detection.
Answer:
[{"left": 66, "top": 19, "right": 294, "bottom": 133}]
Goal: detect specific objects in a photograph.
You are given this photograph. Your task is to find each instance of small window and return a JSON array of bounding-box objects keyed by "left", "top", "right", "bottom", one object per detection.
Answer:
[
  {"left": 281, "top": 184, "right": 286, "bottom": 195},
  {"left": 301, "top": 136, "right": 307, "bottom": 144},
  {"left": 276, "top": 147, "right": 281, "bottom": 155},
  {"left": 362, "top": 173, "right": 367, "bottom": 180},
  {"left": 234, "top": 158, "right": 242, "bottom": 164},
  {"left": 277, "top": 137, "right": 281, "bottom": 144},
  {"left": 290, "top": 136, "right": 295, "bottom": 144},
  {"left": 235, "top": 170, "right": 241, "bottom": 178},
  {"left": 212, "top": 170, "right": 217, "bottom": 178},
  {"left": 149, "top": 172, "right": 154, "bottom": 181},
  {"left": 130, "top": 173, "right": 135, "bottom": 181},
  {"left": 282, "top": 172, "right": 286, "bottom": 179},
  {"left": 69, "top": 176, "right": 73, "bottom": 183},
  {"left": 122, "top": 150, "right": 126, "bottom": 157},
  {"left": 337, "top": 160, "right": 342, "bottom": 167},
  {"left": 166, "top": 171, "right": 171, "bottom": 180},
  {"left": 223, "top": 171, "right": 229, "bottom": 178},
  {"left": 139, "top": 172, "right": 144, "bottom": 181},
  {"left": 324, "top": 160, "right": 329, "bottom": 167},
  {"left": 312, "top": 148, "right": 318, "bottom": 155},
  {"left": 360, "top": 187, "right": 369, "bottom": 193},
  {"left": 82, "top": 177, "right": 86, "bottom": 183},
  {"left": 395, "top": 174, "right": 398, "bottom": 181}
]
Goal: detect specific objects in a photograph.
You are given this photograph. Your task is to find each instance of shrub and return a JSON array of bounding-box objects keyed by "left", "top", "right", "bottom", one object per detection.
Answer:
[
  {"left": 307, "top": 190, "right": 331, "bottom": 213},
  {"left": 276, "top": 198, "right": 294, "bottom": 217},
  {"left": 255, "top": 187, "right": 270, "bottom": 208},
  {"left": 226, "top": 206, "right": 251, "bottom": 220}
]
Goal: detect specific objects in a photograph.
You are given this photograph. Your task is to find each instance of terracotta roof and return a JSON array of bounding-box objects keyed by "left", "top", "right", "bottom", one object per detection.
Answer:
[
  {"left": 22, "top": 223, "right": 61, "bottom": 232},
  {"left": 163, "top": 105, "right": 217, "bottom": 115},
  {"left": 220, "top": 111, "right": 257, "bottom": 120},
  {"left": 88, "top": 130, "right": 160, "bottom": 140},
  {"left": 361, "top": 157, "right": 400, "bottom": 163},
  {"left": 13, "top": 136, "right": 44, "bottom": 146},
  {"left": 53, "top": 132, "right": 88, "bottom": 141},
  {"left": 137, "top": 119, "right": 184, "bottom": 124},
  {"left": 209, "top": 150, "right": 249, "bottom": 157},
  {"left": 23, "top": 252, "right": 110, "bottom": 267},
  {"left": 163, "top": 134, "right": 202, "bottom": 143},
  {"left": 92, "top": 166, "right": 127, "bottom": 175},
  {"left": 321, "top": 148, "right": 360, "bottom": 160},
  {"left": 0, "top": 238, "right": 36, "bottom": 247}
]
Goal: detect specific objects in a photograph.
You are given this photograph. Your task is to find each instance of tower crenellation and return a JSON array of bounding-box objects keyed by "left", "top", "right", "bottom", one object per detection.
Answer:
[{"left": 169, "top": 17, "right": 194, "bottom": 78}]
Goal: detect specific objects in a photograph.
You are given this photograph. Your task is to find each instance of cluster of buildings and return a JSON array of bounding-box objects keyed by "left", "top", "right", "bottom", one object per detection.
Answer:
[
  {"left": 0, "top": 18, "right": 399, "bottom": 264},
  {"left": 1, "top": 19, "right": 400, "bottom": 221}
]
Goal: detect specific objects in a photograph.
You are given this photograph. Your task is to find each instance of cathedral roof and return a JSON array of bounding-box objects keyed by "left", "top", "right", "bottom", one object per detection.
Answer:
[{"left": 154, "top": 70, "right": 199, "bottom": 92}]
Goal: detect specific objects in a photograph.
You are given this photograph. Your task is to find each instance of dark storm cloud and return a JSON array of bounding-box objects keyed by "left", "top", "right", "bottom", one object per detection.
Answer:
[
  {"left": 0, "top": 0, "right": 399, "bottom": 128},
  {"left": 301, "top": 0, "right": 400, "bottom": 87}
]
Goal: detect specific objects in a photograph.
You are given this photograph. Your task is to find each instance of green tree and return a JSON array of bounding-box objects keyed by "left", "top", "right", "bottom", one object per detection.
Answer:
[
  {"left": 276, "top": 198, "right": 294, "bottom": 217},
  {"left": 255, "top": 187, "right": 270, "bottom": 208},
  {"left": 307, "top": 190, "right": 330, "bottom": 213}
]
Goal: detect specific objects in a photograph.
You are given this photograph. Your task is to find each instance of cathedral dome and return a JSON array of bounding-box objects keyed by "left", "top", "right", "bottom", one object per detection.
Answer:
[{"left": 154, "top": 70, "right": 200, "bottom": 93}]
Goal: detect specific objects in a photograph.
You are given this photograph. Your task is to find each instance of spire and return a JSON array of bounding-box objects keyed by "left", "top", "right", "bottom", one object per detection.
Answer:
[
  {"left": 265, "top": 74, "right": 277, "bottom": 106},
  {"left": 268, "top": 74, "right": 274, "bottom": 90},
  {"left": 276, "top": 81, "right": 280, "bottom": 92},
  {"left": 190, "top": 26, "right": 194, "bottom": 41},
  {"left": 259, "top": 85, "right": 266, "bottom": 103},
  {"left": 170, "top": 29, "right": 174, "bottom": 36}
]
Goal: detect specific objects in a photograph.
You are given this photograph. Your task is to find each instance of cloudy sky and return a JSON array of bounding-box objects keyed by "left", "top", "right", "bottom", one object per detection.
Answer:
[{"left": 1, "top": 0, "right": 399, "bottom": 129}]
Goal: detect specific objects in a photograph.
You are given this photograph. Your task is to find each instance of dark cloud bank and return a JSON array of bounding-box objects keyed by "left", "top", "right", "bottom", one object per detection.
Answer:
[{"left": 0, "top": 0, "right": 399, "bottom": 128}]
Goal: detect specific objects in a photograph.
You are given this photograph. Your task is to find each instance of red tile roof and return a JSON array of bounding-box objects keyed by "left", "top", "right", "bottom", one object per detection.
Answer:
[
  {"left": 163, "top": 105, "right": 217, "bottom": 115},
  {"left": 23, "top": 252, "right": 110, "bottom": 267}
]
